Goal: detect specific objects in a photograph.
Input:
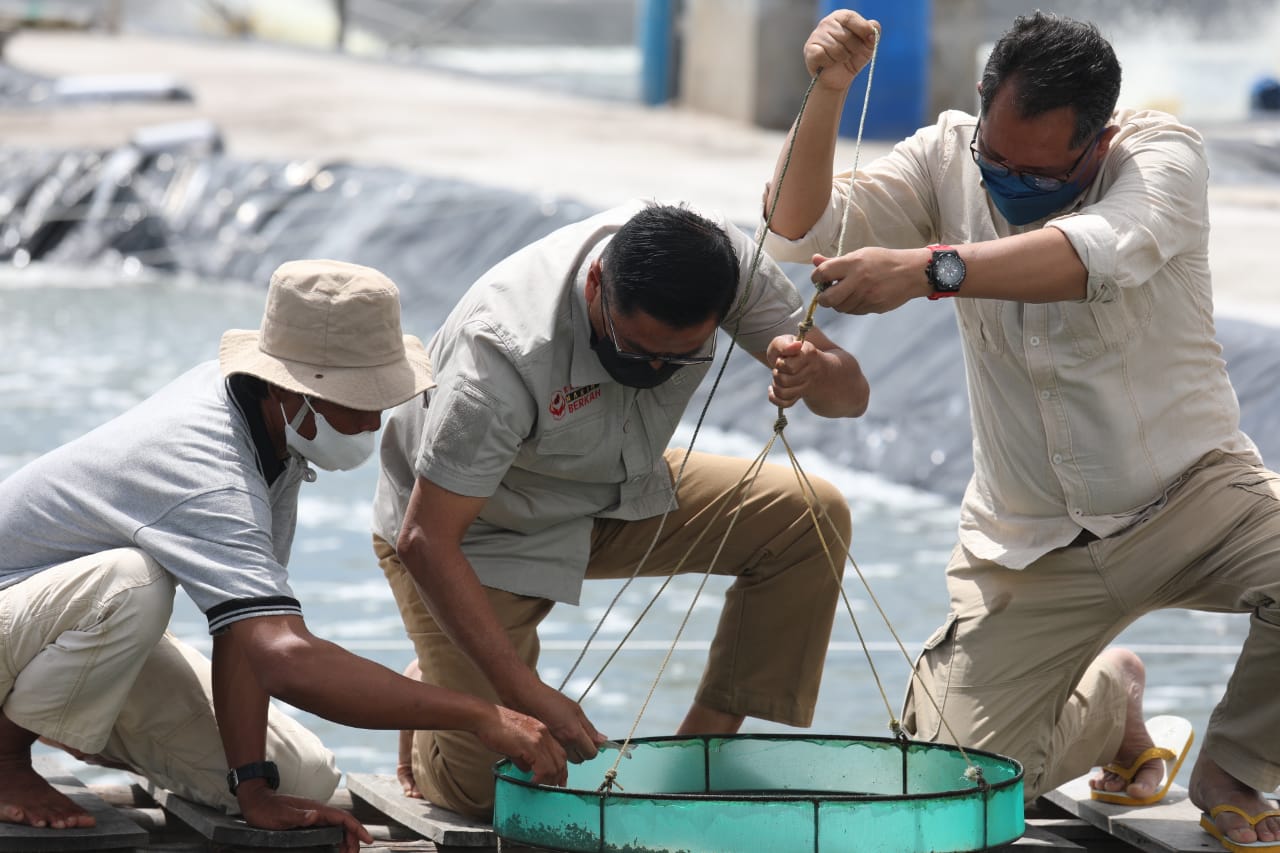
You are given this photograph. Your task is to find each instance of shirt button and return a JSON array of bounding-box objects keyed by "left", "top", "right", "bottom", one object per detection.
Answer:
[
  {"left": 1040, "top": 390, "right": 1051, "bottom": 401},
  {"left": 1029, "top": 336, "right": 1042, "bottom": 346},
  {"left": 1052, "top": 453, "right": 1064, "bottom": 464}
]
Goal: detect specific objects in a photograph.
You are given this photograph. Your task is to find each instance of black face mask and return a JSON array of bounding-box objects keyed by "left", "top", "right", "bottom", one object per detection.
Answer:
[{"left": 590, "top": 329, "right": 682, "bottom": 389}]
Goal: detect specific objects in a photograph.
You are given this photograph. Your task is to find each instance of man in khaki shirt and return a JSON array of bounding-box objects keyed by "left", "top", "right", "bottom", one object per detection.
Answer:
[
  {"left": 374, "top": 202, "right": 869, "bottom": 819},
  {"left": 764, "top": 9, "right": 1280, "bottom": 851}
]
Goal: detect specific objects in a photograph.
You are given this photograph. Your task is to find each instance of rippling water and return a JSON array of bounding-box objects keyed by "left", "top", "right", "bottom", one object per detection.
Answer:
[{"left": 5, "top": 273, "right": 1246, "bottom": 788}]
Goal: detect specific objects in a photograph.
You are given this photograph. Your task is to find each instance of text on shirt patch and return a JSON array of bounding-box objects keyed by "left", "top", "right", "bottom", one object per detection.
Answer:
[{"left": 549, "top": 384, "right": 601, "bottom": 420}]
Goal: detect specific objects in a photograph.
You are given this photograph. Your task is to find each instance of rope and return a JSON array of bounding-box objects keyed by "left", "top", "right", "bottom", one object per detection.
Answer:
[{"left": 572, "top": 24, "right": 984, "bottom": 788}]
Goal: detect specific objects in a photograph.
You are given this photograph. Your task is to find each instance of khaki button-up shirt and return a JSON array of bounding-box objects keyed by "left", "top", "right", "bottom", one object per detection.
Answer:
[
  {"left": 374, "top": 201, "right": 804, "bottom": 602},
  {"left": 764, "top": 109, "right": 1258, "bottom": 568}
]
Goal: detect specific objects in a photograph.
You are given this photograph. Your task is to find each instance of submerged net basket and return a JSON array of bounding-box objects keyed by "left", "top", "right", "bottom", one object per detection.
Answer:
[{"left": 493, "top": 733, "right": 1024, "bottom": 852}]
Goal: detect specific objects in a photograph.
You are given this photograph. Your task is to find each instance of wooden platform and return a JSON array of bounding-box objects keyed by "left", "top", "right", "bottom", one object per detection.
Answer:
[
  {"left": 346, "top": 773, "right": 496, "bottom": 847},
  {"left": 135, "top": 776, "right": 344, "bottom": 850},
  {"left": 7, "top": 758, "right": 1236, "bottom": 851},
  {"left": 1041, "top": 774, "right": 1217, "bottom": 853}
]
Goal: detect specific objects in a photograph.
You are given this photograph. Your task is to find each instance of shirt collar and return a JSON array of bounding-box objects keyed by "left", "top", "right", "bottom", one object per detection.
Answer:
[{"left": 568, "top": 241, "right": 612, "bottom": 389}]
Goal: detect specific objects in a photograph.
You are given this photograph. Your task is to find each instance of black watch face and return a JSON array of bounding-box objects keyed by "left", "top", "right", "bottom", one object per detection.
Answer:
[{"left": 933, "top": 253, "right": 965, "bottom": 290}]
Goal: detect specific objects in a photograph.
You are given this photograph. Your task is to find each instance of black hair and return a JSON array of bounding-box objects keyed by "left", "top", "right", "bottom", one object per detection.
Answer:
[
  {"left": 980, "top": 11, "right": 1122, "bottom": 148},
  {"left": 599, "top": 204, "right": 739, "bottom": 328}
]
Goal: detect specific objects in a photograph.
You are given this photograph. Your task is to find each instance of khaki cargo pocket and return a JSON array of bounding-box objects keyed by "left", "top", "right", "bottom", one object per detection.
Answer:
[
  {"left": 901, "top": 611, "right": 959, "bottom": 741},
  {"left": 1230, "top": 468, "right": 1280, "bottom": 501}
]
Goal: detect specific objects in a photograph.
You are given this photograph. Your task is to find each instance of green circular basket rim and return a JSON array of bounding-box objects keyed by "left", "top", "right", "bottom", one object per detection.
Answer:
[{"left": 492, "top": 732, "right": 1024, "bottom": 804}]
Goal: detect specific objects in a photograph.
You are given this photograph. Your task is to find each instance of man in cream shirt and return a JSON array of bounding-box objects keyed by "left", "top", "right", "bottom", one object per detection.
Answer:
[{"left": 764, "top": 9, "right": 1280, "bottom": 851}]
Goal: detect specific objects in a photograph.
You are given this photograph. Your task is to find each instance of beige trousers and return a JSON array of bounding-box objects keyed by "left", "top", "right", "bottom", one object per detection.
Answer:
[
  {"left": 905, "top": 450, "right": 1280, "bottom": 800},
  {"left": 377, "top": 449, "right": 851, "bottom": 820},
  {"left": 0, "top": 548, "right": 339, "bottom": 812}
]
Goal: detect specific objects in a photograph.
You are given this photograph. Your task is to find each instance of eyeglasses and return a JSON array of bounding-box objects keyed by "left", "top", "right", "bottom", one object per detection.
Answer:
[
  {"left": 969, "top": 117, "right": 1101, "bottom": 192},
  {"left": 598, "top": 282, "right": 717, "bottom": 366}
]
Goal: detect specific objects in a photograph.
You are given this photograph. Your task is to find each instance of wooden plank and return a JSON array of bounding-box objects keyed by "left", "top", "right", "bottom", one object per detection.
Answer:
[
  {"left": 0, "top": 758, "right": 147, "bottom": 852},
  {"left": 1043, "top": 774, "right": 1215, "bottom": 853},
  {"left": 138, "top": 776, "right": 343, "bottom": 850},
  {"left": 345, "top": 773, "right": 496, "bottom": 847}
]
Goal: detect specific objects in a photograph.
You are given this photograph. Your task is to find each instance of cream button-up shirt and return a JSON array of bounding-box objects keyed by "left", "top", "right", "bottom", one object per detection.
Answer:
[{"left": 764, "top": 109, "right": 1258, "bottom": 569}]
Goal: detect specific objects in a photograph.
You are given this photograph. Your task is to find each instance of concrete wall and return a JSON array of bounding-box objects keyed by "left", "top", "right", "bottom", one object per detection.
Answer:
[
  {"left": 678, "top": 0, "right": 814, "bottom": 130},
  {"left": 679, "top": 0, "right": 983, "bottom": 132},
  {"left": 930, "top": 0, "right": 983, "bottom": 118}
]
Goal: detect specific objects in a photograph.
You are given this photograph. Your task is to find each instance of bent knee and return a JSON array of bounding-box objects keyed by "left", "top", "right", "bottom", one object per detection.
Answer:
[
  {"left": 280, "top": 751, "right": 340, "bottom": 802},
  {"left": 808, "top": 475, "right": 851, "bottom": 539},
  {"left": 103, "top": 550, "right": 176, "bottom": 642}
]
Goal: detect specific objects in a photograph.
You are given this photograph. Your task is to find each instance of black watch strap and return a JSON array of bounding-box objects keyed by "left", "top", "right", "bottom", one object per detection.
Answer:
[{"left": 227, "top": 760, "right": 280, "bottom": 795}]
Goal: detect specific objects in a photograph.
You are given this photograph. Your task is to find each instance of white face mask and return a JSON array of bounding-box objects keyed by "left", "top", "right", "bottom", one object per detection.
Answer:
[{"left": 282, "top": 395, "right": 377, "bottom": 471}]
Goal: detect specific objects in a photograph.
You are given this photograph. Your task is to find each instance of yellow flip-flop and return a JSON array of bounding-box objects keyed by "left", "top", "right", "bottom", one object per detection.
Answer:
[
  {"left": 1200, "top": 804, "right": 1280, "bottom": 851},
  {"left": 1090, "top": 714, "right": 1194, "bottom": 806}
]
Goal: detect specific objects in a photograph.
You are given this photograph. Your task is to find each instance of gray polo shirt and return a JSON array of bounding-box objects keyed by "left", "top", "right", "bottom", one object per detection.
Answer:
[
  {"left": 0, "top": 361, "right": 307, "bottom": 633},
  {"left": 373, "top": 201, "right": 804, "bottom": 604}
]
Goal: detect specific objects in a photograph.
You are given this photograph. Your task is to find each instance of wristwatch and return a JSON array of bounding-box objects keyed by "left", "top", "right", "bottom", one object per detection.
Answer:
[
  {"left": 925, "top": 244, "right": 966, "bottom": 300},
  {"left": 227, "top": 760, "right": 280, "bottom": 795}
]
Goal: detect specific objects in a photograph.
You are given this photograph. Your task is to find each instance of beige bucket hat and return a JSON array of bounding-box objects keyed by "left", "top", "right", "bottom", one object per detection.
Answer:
[{"left": 219, "top": 259, "right": 434, "bottom": 411}]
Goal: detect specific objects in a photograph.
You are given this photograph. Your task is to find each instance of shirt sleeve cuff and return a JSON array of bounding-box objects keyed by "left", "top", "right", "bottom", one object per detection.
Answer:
[
  {"left": 207, "top": 596, "right": 303, "bottom": 634},
  {"left": 1048, "top": 212, "right": 1120, "bottom": 303},
  {"left": 759, "top": 185, "right": 848, "bottom": 264}
]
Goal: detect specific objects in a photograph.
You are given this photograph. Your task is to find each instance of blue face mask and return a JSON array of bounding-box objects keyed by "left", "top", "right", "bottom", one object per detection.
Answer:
[{"left": 978, "top": 164, "right": 1090, "bottom": 226}]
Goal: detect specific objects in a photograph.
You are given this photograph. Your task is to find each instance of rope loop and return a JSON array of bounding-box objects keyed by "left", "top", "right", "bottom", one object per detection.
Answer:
[
  {"left": 597, "top": 768, "right": 623, "bottom": 794},
  {"left": 963, "top": 764, "right": 990, "bottom": 791},
  {"left": 773, "top": 414, "right": 789, "bottom": 434}
]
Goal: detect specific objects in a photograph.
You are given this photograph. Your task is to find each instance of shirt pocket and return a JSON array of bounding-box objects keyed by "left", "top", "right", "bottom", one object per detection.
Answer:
[
  {"left": 1060, "top": 284, "right": 1154, "bottom": 360},
  {"left": 532, "top": 416, "right": 605, "bottom": 458},
  {"left": 903, "top": 611, "right": 959, "bottom": 741}
]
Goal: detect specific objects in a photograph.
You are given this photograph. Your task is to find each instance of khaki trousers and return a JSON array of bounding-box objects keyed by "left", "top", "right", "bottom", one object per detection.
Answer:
[
  {"left": 376, "top": 449, "right": 851, "bottom": 820},
  {"left": 0, "top": 548, "right": 339, "bottom": 812},
  {"left": 905, "top": 450, "right": 1280, "bottom": 800}
]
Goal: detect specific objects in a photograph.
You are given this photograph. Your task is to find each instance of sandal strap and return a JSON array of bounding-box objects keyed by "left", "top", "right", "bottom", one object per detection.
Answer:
[
  {"left": 1100, "top": 746, "right": 1175, "bottom": 781},
  {"left": 1206, "top": 804, "right": 1280, "bottom": 827}
]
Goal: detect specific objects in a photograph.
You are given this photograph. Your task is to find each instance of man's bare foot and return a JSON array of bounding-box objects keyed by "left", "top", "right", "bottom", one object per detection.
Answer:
[
  {"left": 0, "top": 710, "right": 96, "bottom": 829},
  {"left": 0, "top": 755, "right": 96, "bottom": 829},
  {"left": 1190, "top": 755, "right": 1280, "bottom": 846},
  {"left": 1087, "top": 648, "right": 1165, "bottom": 800}
]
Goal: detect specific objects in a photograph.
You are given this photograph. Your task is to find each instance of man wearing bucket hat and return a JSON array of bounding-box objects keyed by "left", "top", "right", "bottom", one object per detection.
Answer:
[{"left": 0, "top": 260, "right": 565, "bottom": 848}]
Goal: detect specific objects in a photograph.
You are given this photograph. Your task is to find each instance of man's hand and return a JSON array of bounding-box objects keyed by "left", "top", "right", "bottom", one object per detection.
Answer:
[
  {"left": 517, "top": 681, "right": 607, "bottom": 766},
  {"left": 236, "top": 784, "right": 372, "bottom": 853},
  {"left": 813, "top": 248, "right": 932, "bottom": 315},
  {"left": 767, "top": 335, "right": 831, "bottom": 408},
  {"left": 806, "top": 9, "right": 881, "bottom": 91},
  {"left": 474, "top": 703, "right": 572, "bottom": 787}
]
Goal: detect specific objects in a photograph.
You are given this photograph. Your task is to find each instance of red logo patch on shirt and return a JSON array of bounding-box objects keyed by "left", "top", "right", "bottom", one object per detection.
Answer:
[{"left": 549, "top": 384, "right": 601, "bottom": 421}]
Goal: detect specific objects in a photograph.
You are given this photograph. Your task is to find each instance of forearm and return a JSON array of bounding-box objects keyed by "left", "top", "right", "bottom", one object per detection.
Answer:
[
  {"left": 767, "top": 87, "right": 847, "bottom": 240},
  {"left": 952, "top": 228, "right": 1088, "bottom": 302},
  {"left": 212, "top": 632, "right": 270, "bottom": 768},
  {"left": 259, "top": 633, "right": 498, "bottom": 731},
  {"left": 396, "top": 529, "right": 540, "bottom": 709}
]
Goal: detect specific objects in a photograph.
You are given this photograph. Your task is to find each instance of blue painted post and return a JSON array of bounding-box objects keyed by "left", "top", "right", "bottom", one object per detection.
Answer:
[
  {"left": 638, "top": 0, "right": 676, "bottom": 106},
  {"left": 818, "top": 0, "right": 930, "bottom": 139}
]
